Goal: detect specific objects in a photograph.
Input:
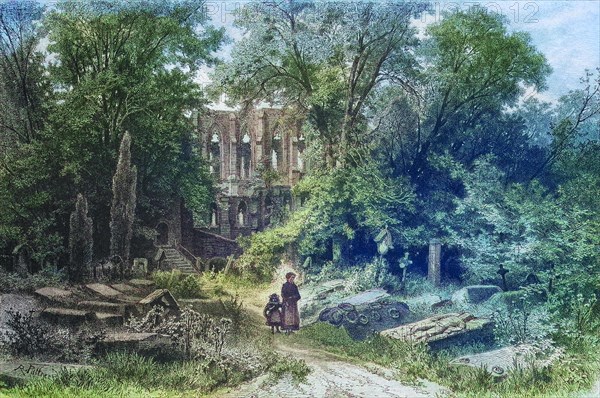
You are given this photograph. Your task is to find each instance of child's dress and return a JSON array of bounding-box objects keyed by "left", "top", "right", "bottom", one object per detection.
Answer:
[{"left": 264, "top": 298, "right": 282, "bottom": 327}]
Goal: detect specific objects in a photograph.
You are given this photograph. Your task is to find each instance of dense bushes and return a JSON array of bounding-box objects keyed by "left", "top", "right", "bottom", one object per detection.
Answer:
[{"left": 151, "top": 270, "right": 204, "bottom": 299}]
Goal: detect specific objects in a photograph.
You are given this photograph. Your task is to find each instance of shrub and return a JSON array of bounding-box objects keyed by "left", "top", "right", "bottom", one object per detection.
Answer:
[
  {"left": 0, "top": 268, "right": 63, "bottom": 293},
  {"left": 152, "top": 270, "right": 204, "bottom": 299},
  {"left": 0, "top": 309, "right": 52, "bottom": 357}
]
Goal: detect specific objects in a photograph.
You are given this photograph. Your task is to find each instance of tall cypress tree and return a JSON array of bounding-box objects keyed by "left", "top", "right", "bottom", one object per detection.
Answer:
[
  {"left": 69, "top": 193, "right": 93, "bottom": 281},
  {"left": 110, "top": 132, "right": 137, "bottom": 267}
]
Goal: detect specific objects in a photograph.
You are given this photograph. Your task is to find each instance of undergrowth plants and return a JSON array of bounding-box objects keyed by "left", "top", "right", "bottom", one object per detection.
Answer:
[{"left": 292, "top": 322, "right": 600, "bottom": 398}]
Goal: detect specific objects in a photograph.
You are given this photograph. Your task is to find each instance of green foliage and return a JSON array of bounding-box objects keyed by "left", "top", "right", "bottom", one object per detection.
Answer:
[
  {"left": 0, "top": 0, "right": 223, "bottom": 262},
  {"left": 267, "top": 354, "right": 311, "bottom": 384},
  {"left": 0, "top": 309, "right": 53, "bottom": 357},
  {"left": 0, "top": 268, "right": 63, "bottom": 293},
  {"left": 296, "top": 323, "right": 600, "bottom": 398},
  {"left": 151, "top": 270, "right": 204, "bottom": 299},
  {"left": 5, "top": 351, "right": 262, "bottom": 397}
]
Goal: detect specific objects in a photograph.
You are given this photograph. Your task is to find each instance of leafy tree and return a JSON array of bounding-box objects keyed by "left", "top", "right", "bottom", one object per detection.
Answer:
[
  {"left": 69, "top": 193, "right": 93, "bottom": 281},
  {"left": 392, "top": 8, "right": 550, "bottom": 185},
  {"left": 0, "top": 2, "right": 59, "bottom": 262},
  {"left": 213, "top": 0, "right": 427, "bottom": 165},
  {"left": 0, "top": 0, "right": 47, "bottom": 145},
  {"left": 110, "top": 132, "right": 137, "bottom": 266},
  {"left": 41, "top": 0, "right": 222, "bottom": 256}
]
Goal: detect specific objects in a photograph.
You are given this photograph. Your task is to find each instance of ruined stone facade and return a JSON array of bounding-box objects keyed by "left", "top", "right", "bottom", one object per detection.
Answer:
[{"left": 157, "top": 107, "right": 306, "bottom": 261}]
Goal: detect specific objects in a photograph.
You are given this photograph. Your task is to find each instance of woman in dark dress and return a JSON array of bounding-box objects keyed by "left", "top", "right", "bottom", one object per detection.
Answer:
[{"left": 281, "top": 272, "right": 301, "bottom": 333}]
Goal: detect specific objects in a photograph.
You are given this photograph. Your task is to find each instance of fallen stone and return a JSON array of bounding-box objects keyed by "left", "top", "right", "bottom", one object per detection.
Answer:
[
  {"left": 77, "top": 301, "right": 127, "bottom": 315},
  {"left": 342, "top": 288, "right": 390, "bottom": 306},
  {"left": 128, "top": 279, "right": 155, "bottom": 288},
  {"left": 34, "top": 287, "right": 73, "bottom": 303},
  {"left": 450, "top": 343, "right": 560, "bottom": 378},
  {"left": 40, "top": 308, "right": 94, "bottom": 325},
  {"left": 111, "top": 283, "right": 139, "bottom": 294},
  {"left": 97, "top": 332, "right": 175, "bottom": 359},
  {"left": 451, "top": 285, "right": 503, "bottom": 305},
  {"left": 380, "top": 312, "right": 494, "bottom": 350},
  {"left": 0, "top": 361, "right": 92, "bottom": 387},
  {"left": 137, "top": 289, "right": 180, "bottom": 316},
  {"left": 94, "top": 312, "right": 123, "bottom": 327},
  {"left": 85, "top": 283, "right": 123, "bottom": 300}
]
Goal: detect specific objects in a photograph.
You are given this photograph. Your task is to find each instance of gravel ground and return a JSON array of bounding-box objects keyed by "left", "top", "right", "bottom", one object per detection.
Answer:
[{"left": 217, "top": 344, "right": 449, "bottom": 398}]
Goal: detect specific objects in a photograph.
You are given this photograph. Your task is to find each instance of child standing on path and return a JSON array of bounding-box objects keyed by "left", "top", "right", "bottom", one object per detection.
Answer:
[{"left": 263, "top": 293, "right": 282, "bottom": 334}]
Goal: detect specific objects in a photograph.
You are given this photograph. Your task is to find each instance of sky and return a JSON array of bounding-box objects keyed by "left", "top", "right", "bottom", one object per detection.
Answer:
[{"left": 33, "top": 0, "right": 600, "bottom": 104}]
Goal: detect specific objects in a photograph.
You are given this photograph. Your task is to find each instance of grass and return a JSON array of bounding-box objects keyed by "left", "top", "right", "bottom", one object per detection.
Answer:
[
  {"left": 290, "top": 322, "right": 600, "bottom": 398},
  {"left": 0, "top": 352, "right": 239, "bottom": 398}
]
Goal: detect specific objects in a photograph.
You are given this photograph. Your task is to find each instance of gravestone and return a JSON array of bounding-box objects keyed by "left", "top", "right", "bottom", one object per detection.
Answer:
[
  {"left": 132, "top": 258, "right": 148, "bottom": 277},
  {"left": 428, "top": 239, "right": 441, "bottom": 286},
  {"left": 451, "top": 285, "right": 503, "bottom": 305},
  {"left": 0, "top": 361, "right": 92, "bottom": 387},
  {"left": 85, "top": 283, "right": 123, "bottom": 300}
]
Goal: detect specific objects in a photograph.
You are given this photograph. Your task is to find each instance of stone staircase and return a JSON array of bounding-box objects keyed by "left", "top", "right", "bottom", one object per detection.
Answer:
[{"left": 161, "top": 246, "right": 197, "bottom": 274}]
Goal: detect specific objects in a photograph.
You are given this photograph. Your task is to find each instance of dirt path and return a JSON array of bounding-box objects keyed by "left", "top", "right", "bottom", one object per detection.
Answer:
[{"left": 216, "top": 339, "right": 448, "bottom": 398}]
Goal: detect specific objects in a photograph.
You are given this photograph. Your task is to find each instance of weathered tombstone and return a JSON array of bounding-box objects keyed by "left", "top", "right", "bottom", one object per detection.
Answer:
[
  {"left": 137, "top": 289, "right": 180, "bottom": 317},
  {"left": 132, "top": 258, "right": 148, "bottom": 277},
  {"left": 35, "top": 287, "right": 74, "bottom": 304},
  {"left": 428, "top": 239, "right": 441, "bottom": 286},
  {"left": 154, "top": 249, "right": 167, "bottom": 271},
  {"left": 12, "top": 244, "right": 36, "bottom": 274},
  {"left": 451, "top": 285, "right": 503, "bottom": 305}
]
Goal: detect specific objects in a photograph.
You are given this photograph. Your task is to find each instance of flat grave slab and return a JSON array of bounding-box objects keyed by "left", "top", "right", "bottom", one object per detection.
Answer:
[
  {"left": 342, "top": 288, "right": 390, "bottom": 306},
  {"left": 85, "top": 283, "right": 123, "bottom": 299},
  {"left": 34, "top": 287, "right": 73, "bottom": 303},
  {"left": 0, "top": 361, "right": 91, "bottom": 386},
  {"left": 450, "top": 343, "right": 559, "bottom": 378},
  {"left": 40, "top": 308, "right": 93, "bottom": 325},
  {"left": 98, "top": 332, "right": 174, "bottom": 359},
  {"left": 128, "top": 279, "right": 155, "bottom": 288},
  {"left": 111, "top": 283, "right": 138, "bottom": 294},
  {"left": 77, "top": 300, "right": 126, "bottom": 314}
]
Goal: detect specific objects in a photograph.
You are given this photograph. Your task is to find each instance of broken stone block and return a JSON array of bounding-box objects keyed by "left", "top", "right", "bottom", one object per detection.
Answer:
[
  {"left": 85, "top": 283, "right": 123, "bottom": 300},
  {"left": 94, "top": 312, "right": 123, "bottom": 327},
  {"left": 34, "top": 287, "right": 73, "bottom": 304},
  {"left": 128, "top": 279, "right": 155, "bottom": 288},
  {"left": 111, "top": 283, "right": 139, "bottom": 294},
  {"left": 0, "top": 361, "right": 92, "bottom": 387},
  {"left": 97, "top": 332, "right": 176, "bottom": 359},
  {"left": 451, "top": 285, "right": 503, "bottom": 305},
  {"left": 137, "top": 289, "right": 180, "bottom": 316},
  {"left": 77, "top": 301, "right": 129, "bottom": 316},
  {"left": 380, "top": 312, "right": 494, "bottom": 350}
]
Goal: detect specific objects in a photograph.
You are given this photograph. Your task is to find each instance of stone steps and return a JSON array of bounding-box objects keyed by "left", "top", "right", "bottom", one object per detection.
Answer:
[{"left": 162, "top": 247, "right": 198, "bottom": 274}]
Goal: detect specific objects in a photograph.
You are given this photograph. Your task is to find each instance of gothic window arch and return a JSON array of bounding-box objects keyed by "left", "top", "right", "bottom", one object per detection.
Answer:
[
  {"left": 209, "top": 132, "right": 221, "bottom": 176},
  {"left": 210, "top": 203, "right": 219, "bottom": 227},
  {"left": 240, "top": 132, "right": 251, "bottom": 178}
]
